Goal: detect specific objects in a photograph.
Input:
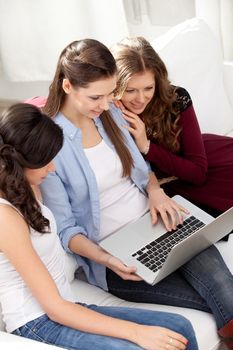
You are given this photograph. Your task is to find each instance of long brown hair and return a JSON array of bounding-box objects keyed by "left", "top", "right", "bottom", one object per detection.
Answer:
[
  {"left": 112, "top": 37, "right": 182, "bottom": 152},
  {"left": 44, "top": 39, "right": 133, "bottom": 176},
  {"left": 0, "top": 103, "right": 63, "bottom": 233}
]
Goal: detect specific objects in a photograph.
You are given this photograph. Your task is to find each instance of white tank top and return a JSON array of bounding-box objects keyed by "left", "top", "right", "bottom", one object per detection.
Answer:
[
  {"left": 0, "top": 198, "right": 75, "bottom": 333},
  {"left": 84, "top": 140, "right": 149, "bottom": 240}
]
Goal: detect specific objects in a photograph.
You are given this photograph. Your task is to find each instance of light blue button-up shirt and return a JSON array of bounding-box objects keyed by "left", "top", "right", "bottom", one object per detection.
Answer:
[{"left": 41, "top": 103, "right": 150, "bottom": 290}]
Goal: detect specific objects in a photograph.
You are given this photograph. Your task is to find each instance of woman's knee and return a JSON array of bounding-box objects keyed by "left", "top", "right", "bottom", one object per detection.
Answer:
[{"left": 167, "top": 313, "right": 194, "bottom": 334}]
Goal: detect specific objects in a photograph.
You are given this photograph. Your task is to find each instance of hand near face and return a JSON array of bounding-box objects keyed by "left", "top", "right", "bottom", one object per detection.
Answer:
[{"left": 115, "top": 100, "right": 149, "bottom": 153}]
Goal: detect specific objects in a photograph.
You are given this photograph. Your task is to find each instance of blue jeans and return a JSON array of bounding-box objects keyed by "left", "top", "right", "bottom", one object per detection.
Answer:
[
  {"left": 107, "top": 245, "right": 233, "bottom": 329},
  {"left": 12, "top": 304, "right": 198, "bottom": 350}
]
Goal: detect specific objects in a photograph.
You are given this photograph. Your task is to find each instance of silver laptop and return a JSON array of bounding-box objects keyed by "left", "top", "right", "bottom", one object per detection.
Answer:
[{"left": 100, "top": 195, "right": 233, "bottom": 285}]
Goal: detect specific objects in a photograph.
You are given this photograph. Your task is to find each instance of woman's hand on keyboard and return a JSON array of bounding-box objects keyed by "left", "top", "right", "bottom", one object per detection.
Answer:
[{"left": 148, "top": 188, "right": 189, "bottom": 231}]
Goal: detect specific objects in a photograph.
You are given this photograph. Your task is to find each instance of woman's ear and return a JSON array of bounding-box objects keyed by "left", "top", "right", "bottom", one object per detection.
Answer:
[{"left": 62, "top": 78, "right": 72, "bottom": 94}]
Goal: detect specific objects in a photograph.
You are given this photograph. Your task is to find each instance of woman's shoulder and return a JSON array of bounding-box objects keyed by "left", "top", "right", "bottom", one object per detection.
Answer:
[
  {"left": 109, "top": 102, "right": 123, "bottom": 119},
  {"left": 108, "top": 102, "right": 126, "bottom": 126},
  {"left": 0, "top": 200, "right": 26, "bottom": 241},
  {"left": 0, "top": 198, "right": 18, "bottom": 213},
  {"left": 173, "top": 86, "right": 193, "bottom": 112},
  {"left": 0, "top": 199, "right": 25, "bottom": 224}
]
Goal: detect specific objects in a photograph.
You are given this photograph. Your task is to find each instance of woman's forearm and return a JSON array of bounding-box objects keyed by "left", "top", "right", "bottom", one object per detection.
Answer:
[
  {"left": 146, "top": 171, "right": 161, "bottom": 194},
  {"left": 49, "top": 300, "right": 137, "bottom": 343},
  {"left": 69, "top": 233, "right": 110, "bottom": 265}
]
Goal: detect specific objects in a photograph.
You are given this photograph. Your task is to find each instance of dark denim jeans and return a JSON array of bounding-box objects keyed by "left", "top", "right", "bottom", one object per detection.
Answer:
[
  {"left": 12, "top": 304, "right": 198, "bottom": 350},
  {"left": 107, "top": 244, "right": 233, "bottom": 329}
]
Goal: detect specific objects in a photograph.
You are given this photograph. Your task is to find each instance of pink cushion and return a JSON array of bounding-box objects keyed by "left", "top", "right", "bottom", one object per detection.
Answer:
[{"left": 24, "top": 96, "right": 47, "bottom": 108}]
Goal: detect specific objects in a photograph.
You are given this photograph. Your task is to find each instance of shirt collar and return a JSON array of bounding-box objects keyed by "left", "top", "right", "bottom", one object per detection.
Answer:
[
  {"left": 55, "top": 112, "right": 81, "bottom": 140},
  {"left": 54, "top": 105, "right": 115, "bottom": 139}
]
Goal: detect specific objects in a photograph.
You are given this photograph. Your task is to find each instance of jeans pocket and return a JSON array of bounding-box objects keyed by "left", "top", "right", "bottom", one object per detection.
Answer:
[
  {"left": 12, "top": 315, "right": 48, "bottom": 338},
  {"left": 26, "top": 314, "right": 49, "bottom": 333},
  {"left": 18, "top": 314, "right": 50, "bottom": 342}
]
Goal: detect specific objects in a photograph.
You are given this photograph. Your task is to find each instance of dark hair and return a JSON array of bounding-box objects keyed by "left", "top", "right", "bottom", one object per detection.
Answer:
[
  {"left": 0, "top": 103, "right": 63, "bottom": 233},
  {"left": 112, "top": 36, "right": 181, "bottom": 152},
  {"left": 44, "top": 39, "right": 133, "bottom": 176}
]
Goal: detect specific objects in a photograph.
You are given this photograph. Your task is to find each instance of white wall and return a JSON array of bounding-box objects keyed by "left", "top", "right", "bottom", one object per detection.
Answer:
[
  {"left": 0, "top": 0, "right": 232, "bottom": 101},
  {"left": 0, "top": 0, "right": 128, "bottom": 101}
]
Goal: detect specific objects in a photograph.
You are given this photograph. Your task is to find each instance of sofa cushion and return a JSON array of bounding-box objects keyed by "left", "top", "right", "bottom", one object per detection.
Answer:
[{"left": 151, "top": 18, "right": 233, "bottom": 135}]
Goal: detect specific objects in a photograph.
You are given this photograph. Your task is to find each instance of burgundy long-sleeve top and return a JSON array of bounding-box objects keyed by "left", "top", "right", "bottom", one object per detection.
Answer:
[{"left": 144, "top": 87, "right": 233, "bottom": 213}]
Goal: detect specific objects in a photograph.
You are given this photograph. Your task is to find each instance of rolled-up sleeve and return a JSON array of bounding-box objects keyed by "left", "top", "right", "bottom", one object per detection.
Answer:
[{"left": 40, "top": 171, "right": 87, "bottom": 253}]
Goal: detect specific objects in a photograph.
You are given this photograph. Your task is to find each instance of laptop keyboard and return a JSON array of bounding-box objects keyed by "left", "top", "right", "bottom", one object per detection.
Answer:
[{"left": 132, "top": 216, "right": 205, "bottom": 273}]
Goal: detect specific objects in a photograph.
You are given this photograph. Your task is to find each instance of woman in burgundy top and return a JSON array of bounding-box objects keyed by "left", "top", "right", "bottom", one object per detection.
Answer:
[{"left": 112, "top": 36, "right": 233, "bottom": 218}]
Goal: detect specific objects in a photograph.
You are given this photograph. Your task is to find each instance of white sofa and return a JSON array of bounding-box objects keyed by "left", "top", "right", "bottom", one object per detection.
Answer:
[{"left": 1, "top": 18, "right": 233, "bottom": 350}]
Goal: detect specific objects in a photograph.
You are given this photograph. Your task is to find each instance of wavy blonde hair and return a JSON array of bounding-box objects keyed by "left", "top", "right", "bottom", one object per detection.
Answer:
[{"left": 112, "top": 37, "right": 182, "bottom": 152}]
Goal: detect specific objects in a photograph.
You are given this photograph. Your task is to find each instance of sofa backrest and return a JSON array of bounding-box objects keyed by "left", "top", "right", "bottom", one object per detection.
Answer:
[{"left": 151, "top": 18, "right": 233, "bottom": 135}]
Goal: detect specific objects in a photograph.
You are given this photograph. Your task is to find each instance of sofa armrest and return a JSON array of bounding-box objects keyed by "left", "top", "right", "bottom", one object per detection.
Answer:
[{"left": 223, "top": 61, "right": 233, "bottom": 114}]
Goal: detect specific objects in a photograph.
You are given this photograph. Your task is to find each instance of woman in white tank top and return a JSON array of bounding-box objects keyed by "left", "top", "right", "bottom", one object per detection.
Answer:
[{"left": 0, "top": 102, "right": 197, "bottom": 350}]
